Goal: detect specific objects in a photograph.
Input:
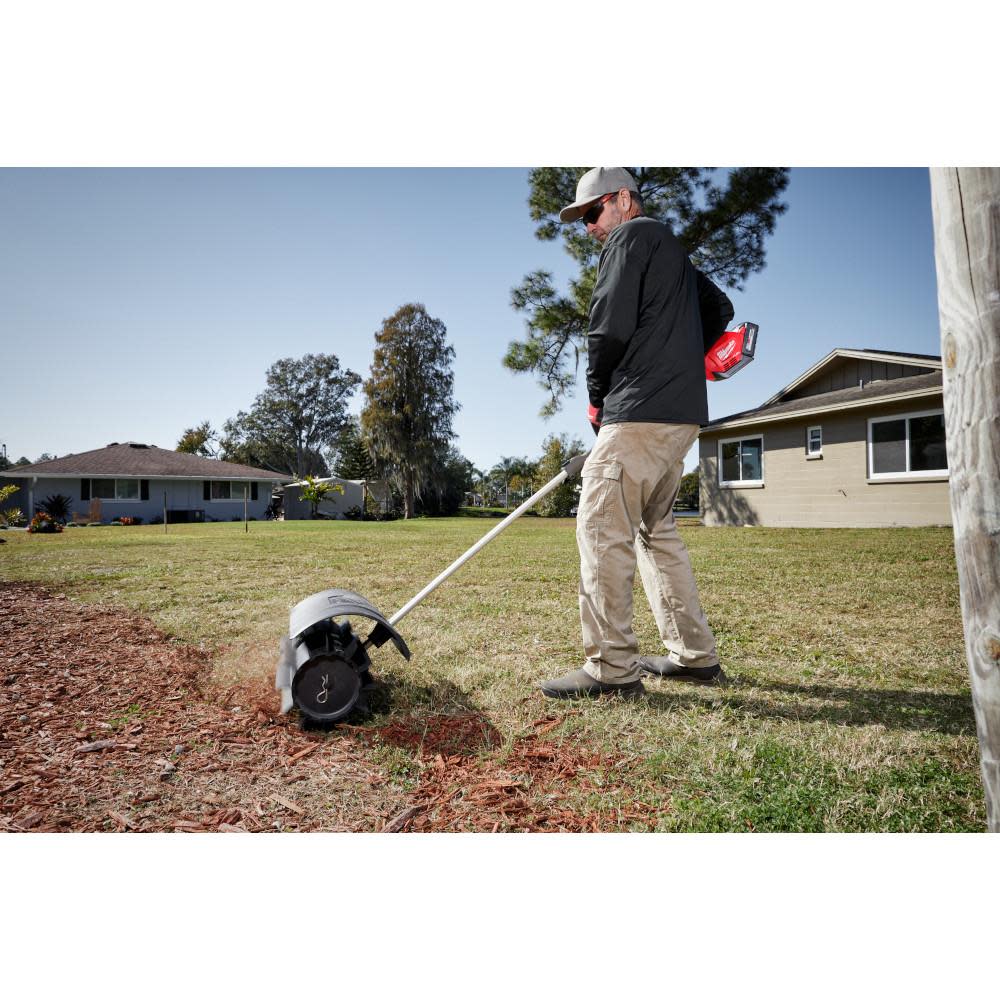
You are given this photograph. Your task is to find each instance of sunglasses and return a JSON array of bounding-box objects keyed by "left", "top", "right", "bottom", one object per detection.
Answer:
[{"left": 581, "top": 192, "right": 616, "bottom": 226}]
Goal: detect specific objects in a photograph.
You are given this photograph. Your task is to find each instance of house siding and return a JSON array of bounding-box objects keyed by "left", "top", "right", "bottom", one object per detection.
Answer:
[
  {"left": 281, "top": 478, "right": 364, "bottom": 520},
  {"left": 0, "top": 476, "right": 275, "bottom": 523},
  {"left": 699, "top": 397, "right": 952, "bottom": 527},
  {"left": 784, "top": 358, "right": 936, "bottom": 401}
]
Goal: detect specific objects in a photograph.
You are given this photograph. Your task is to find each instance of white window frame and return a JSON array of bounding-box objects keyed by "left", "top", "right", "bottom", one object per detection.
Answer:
[
  {"left": 806, "top": 425, "right": 823, "bottom": 458},
  {"left": 867, "top": 408, "right": 948, "bottom": 480},
  {"left": 718, "top": 434, "right": 764, "bottom": 488},
  {"left": 90, "top": 478, "right": 142, "bottom": 501},
  {"left": 209, "top": 480, "right": 251, "bottom": 501}
]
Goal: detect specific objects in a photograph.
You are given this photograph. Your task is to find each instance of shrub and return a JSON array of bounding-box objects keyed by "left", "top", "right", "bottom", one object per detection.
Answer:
[
  {"left": 28, "top": 511, "right": 63, "bottom": 534},
  {"left": 37, "top": 493, "right": 74, "bottom": 524},
  {"left": 118, "top": 516, "right": 142, "bottom": 526},
  {"left": 1, "top": 484, "right": 24, "bottom": 526}
]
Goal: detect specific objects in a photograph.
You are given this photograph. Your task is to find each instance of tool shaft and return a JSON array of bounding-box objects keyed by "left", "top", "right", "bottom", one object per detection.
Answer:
[{"left": 387, "top": 468, "right": 572, "bottom": 627}]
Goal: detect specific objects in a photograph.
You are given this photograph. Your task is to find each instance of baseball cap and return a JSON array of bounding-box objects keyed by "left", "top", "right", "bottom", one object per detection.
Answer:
[{"left": 559, "top": 167, "right": 639, "bottom": 223}]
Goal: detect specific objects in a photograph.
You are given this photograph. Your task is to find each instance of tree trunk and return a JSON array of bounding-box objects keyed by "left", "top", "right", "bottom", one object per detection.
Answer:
[
  {"left": 404, "top": 470, "right": 414, "bottom": 520},
  {"left": 929, "top": 167, "right": 1000, "bottom": 830}
]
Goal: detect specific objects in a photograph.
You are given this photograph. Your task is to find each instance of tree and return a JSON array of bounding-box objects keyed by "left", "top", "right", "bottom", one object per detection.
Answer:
[
  {"left": 0, "top": 483, "right": 23, "bottom": 526},
  {"left": 489, "top": 456, "right": 521, "bottom": 508},
  {"left": 929, "top": 167, "right": 1000, "bottom": 830},
  {"left": 415, "top": 446, "right": 476, "bottom": 517},
  {"left": 220, "top": 353, "right": 361, "bottom": 479},
  {"left": 533, "top": 433, "right": 586, "bottom": 517},
  {"left": 35, "top": 453, "right": 55, "bottom": 463},
  {"left": 361, "top": 303, "right": 459, "bottom": 519},
  {"left": 14, "top": 457, "right": 31, "bottom": 466},
  {"left": 298, "top": 475, "right": 345, "bottom": 519},
  {"left": 675, "top": 470, "right": 700, "bottom": 510},
  {"left": 329, "top": 417, "right": 377, "bottom": 481},
  {"left": 505, "top": 167, "right": 790, "bottom": 414},
  {"left": 176, "top": 421, "right": 219, "bottom": 457}
]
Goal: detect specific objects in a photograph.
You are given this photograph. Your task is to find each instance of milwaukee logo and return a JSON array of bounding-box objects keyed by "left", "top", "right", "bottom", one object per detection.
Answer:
[{"left": 716, "top": 340, "right": 737, "bottom": 361}]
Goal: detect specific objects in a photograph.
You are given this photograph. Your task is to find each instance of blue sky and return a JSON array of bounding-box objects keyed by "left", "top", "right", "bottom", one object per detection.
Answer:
[{"left": 0, "top": 168, "right": 940, "bottom": 474}]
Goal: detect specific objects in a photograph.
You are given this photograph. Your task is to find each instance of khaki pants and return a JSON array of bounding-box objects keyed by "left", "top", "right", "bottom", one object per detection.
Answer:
[{"left": 576, "top": 422, "right": 718, "bottom": 684}]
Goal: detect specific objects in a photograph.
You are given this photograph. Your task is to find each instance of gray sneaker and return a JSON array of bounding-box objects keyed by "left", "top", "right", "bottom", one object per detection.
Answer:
[
  {"left": 540, "top": 667, "right": 645, "bottom": 700},
  {"left": 638, "top": 656, "right": 727, "bottom": 685}
]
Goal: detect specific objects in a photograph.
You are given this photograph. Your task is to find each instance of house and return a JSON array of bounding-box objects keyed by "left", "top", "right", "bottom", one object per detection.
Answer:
[
  {"left": 698, "top": 349, "right": 950, "bottom": 528},
  {"left": 280, "top": 476, "right": 394, "bottom": 519},
  {"left": 0, "top": 442, "right": 291, "bottom": 524},
  {"left": 281, "top": 476, "right": 363, "bottom": 519}
]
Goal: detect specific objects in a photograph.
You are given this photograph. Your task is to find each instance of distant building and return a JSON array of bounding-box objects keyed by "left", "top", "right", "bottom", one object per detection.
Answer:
[
  {"left": 1, "top": 442, "right": 289, "bottom": 523},
  {"left": 698, "top": 349, "right": 950, "bottom": 527}
]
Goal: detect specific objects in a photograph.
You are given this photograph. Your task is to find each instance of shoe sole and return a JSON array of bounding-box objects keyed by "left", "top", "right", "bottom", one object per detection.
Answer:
[
  {"left": 639, "top": 666, "right": 728, "bottom": 686},
  {"left": 540, "top": 685, "right": 645, "bottom": 700}
]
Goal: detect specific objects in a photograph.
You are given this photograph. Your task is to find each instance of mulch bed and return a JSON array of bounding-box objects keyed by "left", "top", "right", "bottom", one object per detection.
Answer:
[
  {"left": 0, "top": 582, "right": 404, "bottom": 832},
  {"left": 1, "top": 582, "right": 657, "bottom": 833}
]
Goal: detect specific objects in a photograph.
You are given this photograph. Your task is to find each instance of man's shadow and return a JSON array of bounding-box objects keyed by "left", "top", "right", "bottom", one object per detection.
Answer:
[{"left": 642, "top": 676, "right": 976, "bottom": 737}]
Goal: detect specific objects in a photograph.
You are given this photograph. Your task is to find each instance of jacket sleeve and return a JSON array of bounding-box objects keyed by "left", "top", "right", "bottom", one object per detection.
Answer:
[
  {"left": 586, "top": 243, "right": 643, "bottom": 408},
  {"left": 695, "top": 269, "right": 735, "bottom": 352}
]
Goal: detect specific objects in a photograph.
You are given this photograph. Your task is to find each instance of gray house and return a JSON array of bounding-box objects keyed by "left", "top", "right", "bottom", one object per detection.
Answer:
[
  {"left": 698, "top": 349, "right": 950, "bottom": 528},
  {"left": 1, "top": 442, "right": 290, "bottom": 524}
]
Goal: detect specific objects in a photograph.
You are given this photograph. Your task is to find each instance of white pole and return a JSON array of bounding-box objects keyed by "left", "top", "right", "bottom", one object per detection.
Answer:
[{"left": 387, "top": 454, "right": 588, "bottom": 627}]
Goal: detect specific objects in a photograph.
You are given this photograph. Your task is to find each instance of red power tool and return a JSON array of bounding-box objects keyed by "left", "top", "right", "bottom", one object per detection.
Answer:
[
  {"left": 705, "top": 321, "right": 758, "bottom": 381},
  {"left": 589, "top": 321, "right": 760, "bottom": 433}
]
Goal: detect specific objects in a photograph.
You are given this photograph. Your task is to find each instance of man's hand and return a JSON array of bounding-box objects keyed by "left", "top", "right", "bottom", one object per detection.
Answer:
[{"left": 588, "top": 403, "right": 603, "bottom": 436}]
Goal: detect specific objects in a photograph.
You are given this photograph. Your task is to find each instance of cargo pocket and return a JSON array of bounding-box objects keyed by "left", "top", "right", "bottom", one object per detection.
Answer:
[{"left": 579, "top": 460, "right": 622, "bottom": 526}]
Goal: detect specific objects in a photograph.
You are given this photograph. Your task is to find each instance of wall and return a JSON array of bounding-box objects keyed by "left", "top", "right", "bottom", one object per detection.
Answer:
[{"left": 699, "top": 398, "right": 952, "bottom": 527}]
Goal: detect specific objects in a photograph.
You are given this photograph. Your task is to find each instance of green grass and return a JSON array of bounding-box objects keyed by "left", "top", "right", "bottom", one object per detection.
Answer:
[{"left": 0, "top": 518, "right": 984, "bottom": 830}]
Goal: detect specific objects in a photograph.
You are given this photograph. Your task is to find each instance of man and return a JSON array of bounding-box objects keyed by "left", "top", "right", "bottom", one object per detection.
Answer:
[{"left": 540, "top": 167, "right": 731, "bottom": 700}]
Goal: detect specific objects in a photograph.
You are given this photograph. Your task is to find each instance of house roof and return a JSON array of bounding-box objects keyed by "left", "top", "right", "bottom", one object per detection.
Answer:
[
  {"left": 761, "top": 348, "right": 942, "bottom": 407},
  {"left": 704, "top": 370, "right": 943, "bottom": 432},
  {"left": 4, "top": 442, "right": 290, "bottom": 480}
]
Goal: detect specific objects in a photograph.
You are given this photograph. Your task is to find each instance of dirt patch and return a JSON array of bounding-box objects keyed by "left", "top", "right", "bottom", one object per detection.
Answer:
[
  {"left": 372, "top": 711, "right": 503, "bottom": 757},
  {"left": 377, "top": 713, "right": 659, "bottom": 833}
]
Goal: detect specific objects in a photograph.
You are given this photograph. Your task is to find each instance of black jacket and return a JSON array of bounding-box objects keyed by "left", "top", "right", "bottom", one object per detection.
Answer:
[{"left": 586, "top": 217, "right": 733, "bottom": 426}]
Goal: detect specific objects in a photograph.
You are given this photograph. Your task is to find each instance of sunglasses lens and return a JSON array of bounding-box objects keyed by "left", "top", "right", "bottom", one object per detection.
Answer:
[{"left": 582, "top": 194, "right": 611, "bottom": 225}]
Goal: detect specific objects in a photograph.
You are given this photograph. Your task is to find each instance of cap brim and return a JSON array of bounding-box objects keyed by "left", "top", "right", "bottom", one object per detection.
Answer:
[{"left": 559, "top": 199, "right": 592, "bottom": 224}]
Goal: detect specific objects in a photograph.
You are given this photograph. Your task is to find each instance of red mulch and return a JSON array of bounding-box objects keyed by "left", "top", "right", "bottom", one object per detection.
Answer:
[
  {"left": 0, "top": 582, "right": 402, "bottom": 832},
  {"left": 1, "top": 582, "right": 658, "bottom": 833}
]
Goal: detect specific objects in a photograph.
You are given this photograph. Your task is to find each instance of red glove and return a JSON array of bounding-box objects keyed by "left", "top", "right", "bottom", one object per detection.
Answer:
[{"left": 588, "top": 403, "right": 603, "bottom": 435}]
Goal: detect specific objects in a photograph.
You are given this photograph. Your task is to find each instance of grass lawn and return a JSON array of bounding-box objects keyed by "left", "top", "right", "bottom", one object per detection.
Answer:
[{"left": 0, "top": 518, "right": 984, "bottom": 831}]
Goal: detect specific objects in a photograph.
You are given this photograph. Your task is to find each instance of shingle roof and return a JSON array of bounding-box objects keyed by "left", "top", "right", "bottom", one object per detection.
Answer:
[
  {"left": 705, "top": 371, "right": 943, "bottom": 430},
  {"left": 5, "top": 442, "right": 290, "bottom": 480}
]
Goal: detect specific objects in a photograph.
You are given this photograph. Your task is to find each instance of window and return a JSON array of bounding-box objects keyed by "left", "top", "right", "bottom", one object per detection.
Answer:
[
  {"left": 868, "top": 410, "right": 947, "bottom": 478},
  {"left": 807, "top": 425, "right": 822, "bottom": 456},
  {"left": 91, "top": 478, "right": 140, "bottom": 500},
  {"left": 209, "top": 481, "right": 249, "bottom": 500},
  {"left": 719, "top": 435, "right": 763, "bottom": 486}
]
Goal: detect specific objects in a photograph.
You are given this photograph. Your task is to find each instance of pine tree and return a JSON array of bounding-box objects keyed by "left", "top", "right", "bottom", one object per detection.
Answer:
[
  {"left": 361, "top": 303, "right": 459, "bottom": 519},
  {"left": 505, "top": 167, "right": 789, "bottom": 414},
  {"left": 330, "top": 417, "right": 377, "bottom": 481}
]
